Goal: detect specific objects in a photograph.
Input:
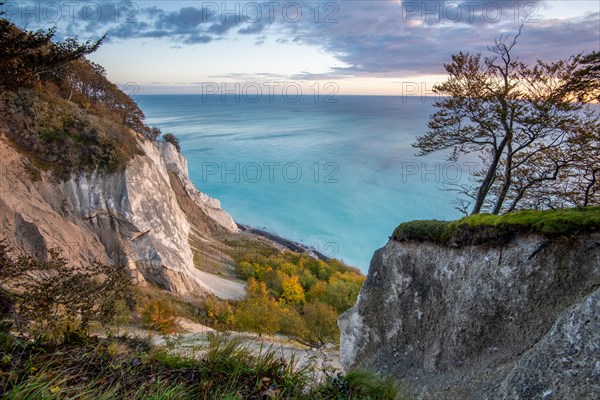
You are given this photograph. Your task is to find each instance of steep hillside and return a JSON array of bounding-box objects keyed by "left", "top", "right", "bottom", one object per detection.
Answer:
[
  {"left": 0, "top": 121, "right": 247, "bottom": 298},
  {"left": 339, "top": 211, "right": 600, "bottom": 399}
]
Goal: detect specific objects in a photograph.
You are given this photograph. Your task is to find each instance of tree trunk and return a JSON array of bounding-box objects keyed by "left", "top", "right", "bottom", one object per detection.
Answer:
[
  {"left": 493, "top": 142, "right": 513, "bottom": 214},
  {"left": 471, "top": 135, "right": 510, "bottom": 214},
  {"left": 583, "top": 169, "right": 597, "bottom": 207}
]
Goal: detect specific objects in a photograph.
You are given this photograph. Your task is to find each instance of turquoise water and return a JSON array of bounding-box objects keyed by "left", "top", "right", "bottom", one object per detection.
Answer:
[{"left": 135, "top": 95, "right": 468, "bottom": 271}]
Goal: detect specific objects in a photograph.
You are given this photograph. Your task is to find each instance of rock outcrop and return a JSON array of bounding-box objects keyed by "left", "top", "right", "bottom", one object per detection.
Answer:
[
  {"left": 339, "top": 233, "right": 600, "bottom": 399},
  {"left": 0, "top": 135, "right": 245, "bottom": 299}
]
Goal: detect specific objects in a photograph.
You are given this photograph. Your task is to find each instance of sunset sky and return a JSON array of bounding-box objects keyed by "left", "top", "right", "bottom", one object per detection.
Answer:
[{"left": 5, "top": 0, "right": 599, "bottom": 94}]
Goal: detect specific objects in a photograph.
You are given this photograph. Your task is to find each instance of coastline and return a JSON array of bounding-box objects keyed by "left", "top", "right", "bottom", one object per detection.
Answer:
[{"left": 236, "top": 223, "right": 330, "bottom": 261}]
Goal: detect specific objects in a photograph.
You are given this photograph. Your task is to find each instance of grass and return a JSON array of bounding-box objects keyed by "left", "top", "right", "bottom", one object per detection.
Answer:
[
  {"left": 0, "top": 332, "right": 408, "bottom": 399},
  {"left": 392, "top": 206, "right": 600, "bottom": 246}
]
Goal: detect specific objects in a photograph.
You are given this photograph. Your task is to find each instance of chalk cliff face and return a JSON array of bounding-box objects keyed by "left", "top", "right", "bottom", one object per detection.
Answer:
[
  {"left": 339, "top": 233, "right": 600, "bottom": 399},
  {"left": 0, "top": 135, "right": 245, "bottom": 299}
]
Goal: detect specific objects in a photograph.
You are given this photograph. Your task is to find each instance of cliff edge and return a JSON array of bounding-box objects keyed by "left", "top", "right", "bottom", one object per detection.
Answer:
[
  {"left": 339, "top": 214, "right": 600, "bottom": 399},
  {"left": 0, "top": 132, "right": 245, "bottom": 299}
]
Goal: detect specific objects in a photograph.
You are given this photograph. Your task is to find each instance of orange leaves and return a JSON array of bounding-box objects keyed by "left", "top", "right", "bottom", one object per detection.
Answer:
[{"left": 140, "top": 300, "right": 179, "bottom": 335}]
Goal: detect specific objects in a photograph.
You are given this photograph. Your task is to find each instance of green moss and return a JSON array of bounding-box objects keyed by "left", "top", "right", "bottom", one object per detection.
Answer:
[
  {"left": 392, "top": 220, "right": 451, "bottom": 242},
  {"left": 392, "top": 207, "right": 600, "bottom": 246}
]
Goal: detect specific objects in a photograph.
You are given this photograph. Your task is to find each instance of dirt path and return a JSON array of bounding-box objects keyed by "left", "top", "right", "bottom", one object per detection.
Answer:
[
  {"left": 127, "top": 319, "right": 341, "bottom": 380},
  {"left": 192, "top": 269, "right": 246, "bottom": 300}
]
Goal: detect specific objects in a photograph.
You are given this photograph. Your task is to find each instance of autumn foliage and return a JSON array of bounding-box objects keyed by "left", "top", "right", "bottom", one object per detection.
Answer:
[
  {"left": 140, "top": 300, "right": 179, "bottom": 335},
  {"left": 227, "top": 249, "right": 365, "bottom": 347}
]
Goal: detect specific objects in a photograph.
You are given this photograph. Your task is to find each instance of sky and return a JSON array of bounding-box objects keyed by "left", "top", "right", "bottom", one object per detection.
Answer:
[{"left": 3, "top": 0, "right": 599, "bottom": 94}]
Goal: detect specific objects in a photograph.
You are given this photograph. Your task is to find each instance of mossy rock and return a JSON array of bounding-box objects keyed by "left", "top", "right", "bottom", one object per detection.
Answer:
[{"left": 392, "top": 207, "right": 600, "bottom": 246}]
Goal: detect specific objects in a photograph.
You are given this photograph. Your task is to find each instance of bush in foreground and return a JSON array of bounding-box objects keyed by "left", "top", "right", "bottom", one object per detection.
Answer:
[
  {"left": 0, "top": 333, "right": 408, "bottom": 399},
  {"left": 0, "top": 240, "right": 131, "bottom": 342}
]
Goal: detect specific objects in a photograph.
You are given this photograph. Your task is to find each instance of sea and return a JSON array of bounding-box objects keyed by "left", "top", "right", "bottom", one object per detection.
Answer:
[{"left": 135, "top": 95, "right": 473, "bottom": 272}]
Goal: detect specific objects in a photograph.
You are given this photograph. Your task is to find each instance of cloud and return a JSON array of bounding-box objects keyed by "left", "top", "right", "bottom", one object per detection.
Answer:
[
  {"left": 104, "top": 3, "right": 273, "bottom": 43},
  {"left": 283, "top": 0, "right": 599, "bottom": 78},
  {"left": 6, "top": 0, "right": 598, "bottom": 78}
]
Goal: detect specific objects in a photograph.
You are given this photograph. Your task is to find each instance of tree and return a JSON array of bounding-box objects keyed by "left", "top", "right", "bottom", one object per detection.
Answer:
[
  {"left": 301, "top": 301, "right": 339, "bottom": 347},
  {"left": 504, "top": 115, "right": 600, "bottom": 210},
  {"left": 562, "top": 51, "right": 600, "bottom": 103},
  {"left": 0, "top": 18, "right": 103, "bottom": 92},
  {"left": 280, "top": 275, "right": 305, "bottom": 304},
  {"left": 414, "top": 28, "right": 600, "bottom": 214},
  {"left": 163, "top": 133, "right": 181, "bottom": 152},
  {"left": 148, "top": 126, "right": 162, "bottom": 141},
  {"left": 235, "top": 278, "right": 281, "bottom": 337}
]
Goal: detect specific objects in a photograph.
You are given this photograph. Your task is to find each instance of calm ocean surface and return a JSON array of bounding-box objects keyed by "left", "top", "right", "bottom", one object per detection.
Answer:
[{"left": 135, "top": 95, "right": 469, "bottom": 271}]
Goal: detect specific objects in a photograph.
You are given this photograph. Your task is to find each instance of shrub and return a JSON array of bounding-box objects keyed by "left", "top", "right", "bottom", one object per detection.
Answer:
[
  {"left": 301, "top": 301, "right": 339, "bottom": 347},
  {"left": 278, "top": 306, "right": 308, "bottom": 339},
  {"left": 0, "top": 240, "right": 131, "bottom": 341},
  {"left": 234, "top": 297, "right": 281, "bottom": 337},
  {"left": 140, "top": 300, "right": 179, "bottom": 335},
  {"left": 204, "top": 295, "right": 235, "bottom": 331}
]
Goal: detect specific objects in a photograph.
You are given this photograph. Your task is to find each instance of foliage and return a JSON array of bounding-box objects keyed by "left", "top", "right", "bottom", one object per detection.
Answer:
[
  {"left": 0, "top": 333, "right": 407, "bottom": 399},
  {"left": 392, "top": 206, "right": 600, "bottom": 245},
  {"left": 0, "top": 89, "right": 142, "bottom": 177},
  {"left": 140, "top": 300, "right": 179, "bottom": 335},
  {"left": 0, "top": 240, "right": 131, "bottom": 341},
  {"left": 44, "top": 58, "right": 150, "bottom": 136},
  {"left": 223, "top": 246, "right": 365, "bottom": 346},
  {"left": 414, "top": 28, "right": 600, "bottom": 215},
  {"left": 234, "top": 279, "right": 281, "bottom": 337},
  {"left": 0, "top": 21, "right": 169, "bottom": 177},
  {"left": 0, "top": 18, "right": 103, "bottom": 92},
  {"left": 162, "top": 133, "right": 181, "bottom": 153},
  {"left": 204, "top": 295, "right": 235, "bottom": 331},
  {"left": 315, "top": 370, "right": 408, "bottom": 400},
  {"left": 300, "top": 301, "right": 339, "bottom": 347},
  {"left": 280, "top": 275, "right": 305, "bottom": 304},
  {"left": 277, "top": 306, "right": 308, "bottom": 339},
  {"left": 562, "top": 51, "right": 600, "bottom": 103}
]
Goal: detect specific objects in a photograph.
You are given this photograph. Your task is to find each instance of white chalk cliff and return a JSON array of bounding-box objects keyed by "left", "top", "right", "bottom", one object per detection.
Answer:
[
  {"left": 339, "top": 232, "right": 600, "bottom": 399},
  {"left": 0, "top": 135, "right": 245, "bottom": 299}
]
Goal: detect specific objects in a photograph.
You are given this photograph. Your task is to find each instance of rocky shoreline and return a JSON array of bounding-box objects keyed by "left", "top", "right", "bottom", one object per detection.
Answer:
[{"left": 236, "top": 223, "right": 330, "bottom": 261}]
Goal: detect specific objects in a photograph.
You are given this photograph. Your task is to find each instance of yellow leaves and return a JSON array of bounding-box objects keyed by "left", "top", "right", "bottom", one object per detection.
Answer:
[
  {"left": 234, "top": 296, "right": 280, "bottom": 336},
  {"left": 257, "top": 377, "right": 282, "bottom": 398},
  {"left": 257, "top": 376, "right": 271, "bottom": 390},
  {"left": 204, "top": 295, "right": 235, "bottom": 330},
  {"left": 247, "top": 278, "right": 269, "bottom": 299},
  {"left": 280, "top": 275, "right": 305, "bottom": 304},
  {"left": 140, "top": 300, "right": 179, "bottom": 335},
  {"left": 308, "top": 280, "right": 328, "bottom": 302},
  {"left": 49, "top": 385, "right": 61, "bottom": 393},
  {"left": 230, "top": 247, "right": 365, "bottom": 342}
]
